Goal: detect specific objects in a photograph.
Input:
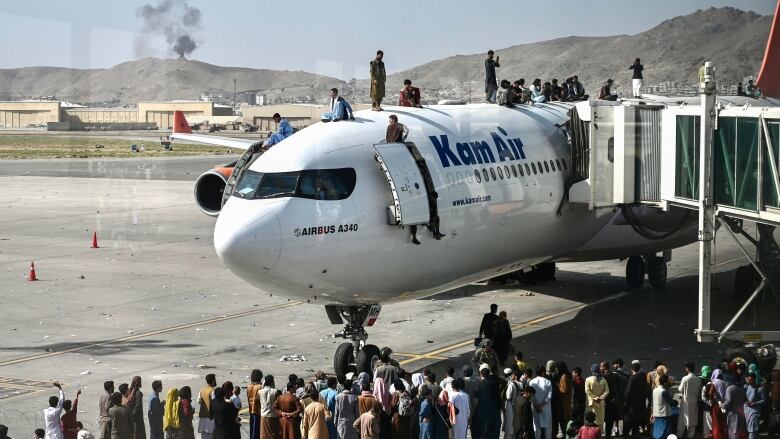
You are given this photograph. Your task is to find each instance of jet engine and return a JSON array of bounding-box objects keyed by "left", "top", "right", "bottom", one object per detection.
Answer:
[{"left": 194, "top": 166, "right": 234, "bottom": 217}]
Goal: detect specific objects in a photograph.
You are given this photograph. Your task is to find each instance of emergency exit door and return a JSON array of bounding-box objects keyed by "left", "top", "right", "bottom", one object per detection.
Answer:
[{"left": 374, "top": 143, "right": 430, "bottom": 226}]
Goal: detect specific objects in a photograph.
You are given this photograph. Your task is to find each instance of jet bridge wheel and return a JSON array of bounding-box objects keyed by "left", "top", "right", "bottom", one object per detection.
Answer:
[
  {"left": 647, "top": 256, "right": 668, "bottom": 289},
  {"left": 334, "top": 342, "right": 356, "bottom": 380},
  {"left": 626, "top": 256, "right": 646, "bottom": 288},
  {"left": 356, "top": 344, "right": 381, "bottom": 377}
]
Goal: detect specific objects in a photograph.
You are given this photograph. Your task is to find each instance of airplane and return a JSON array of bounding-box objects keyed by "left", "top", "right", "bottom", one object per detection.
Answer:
[{"left": 171, "top": 3, "right": 780, "bottom": 378}]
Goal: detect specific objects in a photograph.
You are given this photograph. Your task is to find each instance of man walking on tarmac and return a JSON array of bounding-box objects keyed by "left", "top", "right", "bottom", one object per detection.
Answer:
[{"left": 479, "top": 304, "right": 499, "bottom": 340}]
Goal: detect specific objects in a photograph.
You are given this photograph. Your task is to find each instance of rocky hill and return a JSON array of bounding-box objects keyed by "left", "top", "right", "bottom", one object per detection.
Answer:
[
  {"left": 0, "top": 58, "right": 345, "bottom": 105},
  {"left": 0, "top": 7, "right": 772, "bottom": 104},
  {"left": 384, "top": 7, "right": 771, "bottom": 96}
]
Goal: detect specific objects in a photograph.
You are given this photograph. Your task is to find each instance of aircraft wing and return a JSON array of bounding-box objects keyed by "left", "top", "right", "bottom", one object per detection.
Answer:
[{"left": 170, "top": 110, "right": 261, "bottom": 149}]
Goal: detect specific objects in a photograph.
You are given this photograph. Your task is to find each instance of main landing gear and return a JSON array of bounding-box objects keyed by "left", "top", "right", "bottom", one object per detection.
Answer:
[
  {"left": 325, "top": 304, "right": 383, "bottom": 379},
  {"left": 625, "top": 252, "right": 669, "bottom": 289}
]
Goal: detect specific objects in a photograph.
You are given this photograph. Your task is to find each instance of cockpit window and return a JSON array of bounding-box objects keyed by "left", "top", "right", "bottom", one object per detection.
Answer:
[
  {"left": 297, "top": 169, "right": 356, "bottom": 200},
  {"left": 234, "top": 170, "right": 263, "bottom": 198},
  {"left": 232, "top": 168, "right": 356, "bottom": 201},
  {"left": 256, "top": 172, "right": 299, "bottom": 198}
]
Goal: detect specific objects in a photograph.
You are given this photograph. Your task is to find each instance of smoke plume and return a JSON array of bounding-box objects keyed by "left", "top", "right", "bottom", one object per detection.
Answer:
[{"left": 135, "top": 0, "right": 202, "bottom": 59}]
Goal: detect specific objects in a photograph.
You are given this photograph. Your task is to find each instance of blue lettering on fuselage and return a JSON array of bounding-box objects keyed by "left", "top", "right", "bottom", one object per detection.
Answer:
[{"left": 428, "top": 127, "right": 525, "bottom": 168}]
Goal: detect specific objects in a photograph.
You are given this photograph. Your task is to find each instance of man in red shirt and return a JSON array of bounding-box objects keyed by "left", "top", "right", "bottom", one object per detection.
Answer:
[
  {"left": 398, "top": 79, "right": 422, "bottom": 107},
  {"left": 61, "top": 390, "right": 82, "bottom": 439}
]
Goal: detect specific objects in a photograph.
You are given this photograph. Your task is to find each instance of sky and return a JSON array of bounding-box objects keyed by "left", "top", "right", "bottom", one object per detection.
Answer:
[{"left": 0, "top": 0, "right": 775, "bottom": 80}]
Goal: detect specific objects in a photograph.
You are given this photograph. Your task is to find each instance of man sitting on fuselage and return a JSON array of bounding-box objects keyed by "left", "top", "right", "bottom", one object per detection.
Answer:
[{"left": 321, "top": 88, "right": 355, "bottom": 122}]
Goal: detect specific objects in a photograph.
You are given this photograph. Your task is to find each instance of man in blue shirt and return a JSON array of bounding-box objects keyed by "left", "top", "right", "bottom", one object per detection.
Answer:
[
  {"left": 263, "top": 113, "right": 293, "bottom": 148},
  {"left": 321, "top": 88, "right": 355, "bottom": 122}
]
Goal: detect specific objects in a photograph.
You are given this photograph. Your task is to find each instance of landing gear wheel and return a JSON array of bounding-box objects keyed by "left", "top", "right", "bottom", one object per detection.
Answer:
[
  {"left": 727, "top": 347, "right": 758, "bottom": 368},
  {"left": 626, "top": 256, "right": 645, "bottom": 288},
  {"left": 647, "top": 256, "right": 667, "bottom": 289},
  {"left": 356, "top": 344, "right": 380, "bottom": 377},
  {"left": 334, "top": 342, "right": 356, "bottom": 380}
]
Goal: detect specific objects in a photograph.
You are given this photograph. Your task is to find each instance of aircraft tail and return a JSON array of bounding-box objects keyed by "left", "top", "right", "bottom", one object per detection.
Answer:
[
  {"left": 173, "top": 110, "right": 193, "bottom": 134},
  {"left": 756, "top": 0, "right": 780, "bottom": 98}
]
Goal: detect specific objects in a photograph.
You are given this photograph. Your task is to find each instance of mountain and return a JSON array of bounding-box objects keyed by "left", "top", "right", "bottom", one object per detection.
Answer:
[
  {"left": 386, "top": 7, "right": 771, "bottom": 95},
  {"left": 0, "top": 58, "right": 345, "bottom": 104},
  {"left": 0, "top": 7, "right": 772, "bottom": 104}
]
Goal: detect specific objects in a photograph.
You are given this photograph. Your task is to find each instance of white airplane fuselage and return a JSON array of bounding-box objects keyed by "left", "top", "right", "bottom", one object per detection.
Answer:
[{"left": 213, "top": 103, "right": 695, "bottom": 305}]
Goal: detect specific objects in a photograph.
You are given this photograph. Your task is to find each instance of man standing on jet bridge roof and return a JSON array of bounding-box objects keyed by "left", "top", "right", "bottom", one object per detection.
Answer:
[{"left": 262, "top": 113, "right": 293, "bottom": 148}]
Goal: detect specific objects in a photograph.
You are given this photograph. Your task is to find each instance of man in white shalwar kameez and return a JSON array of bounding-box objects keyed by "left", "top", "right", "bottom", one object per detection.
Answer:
[
  {"left": 677, "top": 362, "right": 702, "bottom": 438},
  {"left": 529, "top": 366, "right": 553, "bottom": 439},
  {"left": 450, "top": 378, "right": 470, "bottom": 439},
  {"left": 503, "top": 369, "right": 523, "bottom": 439}
]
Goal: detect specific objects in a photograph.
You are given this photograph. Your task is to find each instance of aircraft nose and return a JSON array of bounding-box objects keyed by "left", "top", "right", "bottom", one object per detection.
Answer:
[{"left": 214, "top": 200, "right": 282, "bottom": 276}]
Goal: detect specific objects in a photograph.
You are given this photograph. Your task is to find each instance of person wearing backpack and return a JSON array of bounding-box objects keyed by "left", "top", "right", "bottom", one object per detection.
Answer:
[{"left": 390, "top": 379, "right": 412, "bottom": 439}]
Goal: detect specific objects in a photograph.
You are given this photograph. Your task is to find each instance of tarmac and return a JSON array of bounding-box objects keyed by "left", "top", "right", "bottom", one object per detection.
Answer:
[{"left": 0, "top": 156, "right": 778, "bottom": 436}]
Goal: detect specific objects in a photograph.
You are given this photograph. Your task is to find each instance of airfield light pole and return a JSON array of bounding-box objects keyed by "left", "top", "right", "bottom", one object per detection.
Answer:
[
  {"left": 233, "top": 78, "right": 237, "bottom": 116},
  {"left": 696, "top": 61, "right": 718, "bottom": 343}
]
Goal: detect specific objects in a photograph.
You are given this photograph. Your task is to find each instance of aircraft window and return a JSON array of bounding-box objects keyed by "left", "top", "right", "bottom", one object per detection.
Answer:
[
  {"left": 536, "top": 161, "right": 544, "bottom": 173},
  {"left": 482, "top": 169, "right": 489, "bottom": 181},
  {"left": 544, "top": 161, "right": 550, "bottom": 173},
  {"left": 518, "top": 164, "right": 524, "bottom": 177},
  {"left": 556, "top": 159, "right": 562, "bottom": 171},
  {"left": 234, "top": 170, "right": 265, "bottom": 198},
  {"left": 562, "top": 159, "right": 568, "bottom": 170},
  {"left": 497, "top": 167, "right": 504, "bottom": 179},
  {"left": 255, "top": 172, "right": 300, "bottom": 199},
  {"left": 297, "top": 168, "right": 357, "bottom": 200},
  {"left": 525, "top": 164, "right": 531, "bottom": 175},
  {"left": 531, "top": 163, "right": 537, "bottom": 175},
  {"left": 504, "top": 165, "right": 510, "bottom": 179},
  {"left": 511, "top": 165, "right": 518, "bottom": 178},
  {"left": 235, "top": 168, "right": 357, "bottom": 201},
  {"left": 475, "top": 169, "right": 482, "bottom": 183},
  {"left": 549, "top": 160, "right": 555, "bottom": 171},
  {"left": 490, "top": 168, "right": 497, "bottom": 180}
]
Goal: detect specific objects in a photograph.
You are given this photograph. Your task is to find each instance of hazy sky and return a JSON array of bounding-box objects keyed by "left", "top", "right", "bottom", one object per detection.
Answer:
[{"left": 0, "top": 0, "right": 775, "bottom": 79}]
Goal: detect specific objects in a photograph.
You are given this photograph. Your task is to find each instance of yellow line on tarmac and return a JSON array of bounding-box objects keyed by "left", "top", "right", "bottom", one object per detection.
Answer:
[
  {"left": 0, "top": 302, "right": 301, "bottom": 368},
  {"left": 398, "top": 292, "right": 628, "bottom": 366}
]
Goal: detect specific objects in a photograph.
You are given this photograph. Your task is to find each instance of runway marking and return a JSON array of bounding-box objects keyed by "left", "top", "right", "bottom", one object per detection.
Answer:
[
  {"left": 398, "top": 291, "right": 629, "bottom": 366},
  {"left": 394, "top": 352, "right": 448, "bottom": 361},
  {"left": 0, "top": 302, "right": 301, "bottom": 368},
  {"left": 0, "top": 377, "right": 53, "bottom": 400}
]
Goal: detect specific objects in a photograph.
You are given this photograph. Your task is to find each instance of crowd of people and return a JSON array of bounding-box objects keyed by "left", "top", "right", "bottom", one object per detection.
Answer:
[{"left": 9, "top": 305, "right": 777, "bottom": 439}]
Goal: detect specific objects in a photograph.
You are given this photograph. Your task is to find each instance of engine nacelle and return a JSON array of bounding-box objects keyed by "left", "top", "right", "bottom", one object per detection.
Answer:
[{"left": 194, "top": 166, "right": 234, "bottom": 217}]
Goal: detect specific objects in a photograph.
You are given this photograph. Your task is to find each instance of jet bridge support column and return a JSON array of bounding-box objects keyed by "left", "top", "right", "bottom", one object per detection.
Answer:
[{"left": 696, "top": 62, "right": 718, "bottom": 343}]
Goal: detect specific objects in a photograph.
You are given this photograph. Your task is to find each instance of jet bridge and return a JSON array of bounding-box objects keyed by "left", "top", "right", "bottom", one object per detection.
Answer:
[{"left": 566, "top": 62, "right": 780, "bottom": 344}]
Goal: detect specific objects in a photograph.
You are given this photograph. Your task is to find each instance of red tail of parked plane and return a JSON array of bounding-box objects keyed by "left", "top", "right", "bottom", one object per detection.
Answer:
[
  {"left": 756, "top": 0, "right": 780, "bottom": 98},
  {"left": 173, "top": 110, "right": 192, "bottom": 134}
]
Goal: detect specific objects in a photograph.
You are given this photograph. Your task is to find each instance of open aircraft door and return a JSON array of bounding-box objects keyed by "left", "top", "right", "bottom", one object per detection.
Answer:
[
  {"left": 374, "top": 143, "right": 430, "bottom": 225},
  {"left": 374, "top": 143, "right": 444, "bottom": 240}
]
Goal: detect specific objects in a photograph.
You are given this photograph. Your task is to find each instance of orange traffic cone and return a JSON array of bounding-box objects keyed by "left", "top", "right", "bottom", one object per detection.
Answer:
[
  {"left": 28, "top": 261, "right": 37, "bottom": 281},
  {"left": 91, "top": 232, "right": 99, "bottom": 249}
]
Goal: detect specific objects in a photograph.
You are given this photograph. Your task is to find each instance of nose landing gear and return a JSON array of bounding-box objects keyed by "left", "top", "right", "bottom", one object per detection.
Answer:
[{"left": 326, "top": 304, "right": 382, "bottom": 379}]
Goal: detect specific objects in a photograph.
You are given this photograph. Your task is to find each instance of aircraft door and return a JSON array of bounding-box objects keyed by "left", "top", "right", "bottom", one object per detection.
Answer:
[{"left": 374, "top": 143, "right": 430, "bottom": 226}]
